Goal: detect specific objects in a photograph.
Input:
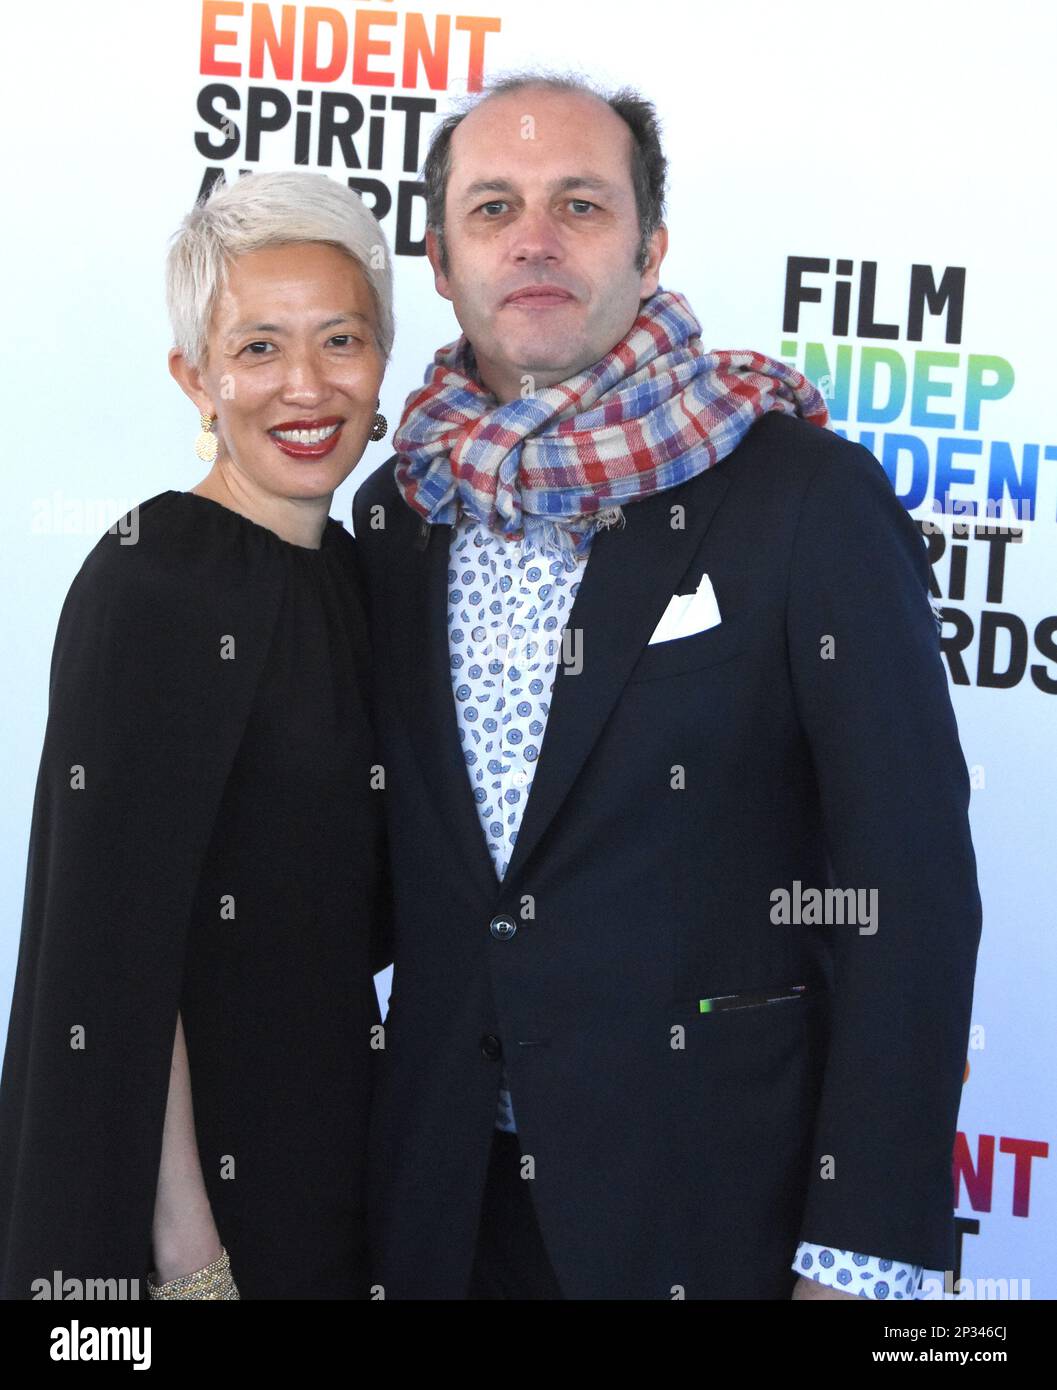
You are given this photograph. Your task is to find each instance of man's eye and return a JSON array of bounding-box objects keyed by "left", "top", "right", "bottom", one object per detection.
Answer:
[
  {"left": 568, "top": 200, "right": 596, "bottom": 214},
  {"left": 328, "top": 335, "right": 362, "bottom": 348},
  {"left": 242, "top": 341, "right": 275, "bottom": 356},
  {"left": 478, "top": 201, "right": 509, "bottom": 216}
]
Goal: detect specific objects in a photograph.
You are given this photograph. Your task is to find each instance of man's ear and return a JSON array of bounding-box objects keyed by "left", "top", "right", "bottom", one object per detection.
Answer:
[
  {"left": 425, "top": 228, "right": 454, "bottom": 303},
  {"left": 168, "top": 347, "right": 216, "bottom": 419},
  {"left": 638, "top": 222, "right": 669, "bottom": 299}
]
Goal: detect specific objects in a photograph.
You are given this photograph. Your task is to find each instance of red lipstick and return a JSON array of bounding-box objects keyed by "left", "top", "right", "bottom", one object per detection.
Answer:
[{"left": 268, "top": 416, "right": 345, "bottom": 460}]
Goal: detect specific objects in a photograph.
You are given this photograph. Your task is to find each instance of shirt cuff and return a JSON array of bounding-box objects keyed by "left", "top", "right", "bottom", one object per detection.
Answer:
[{"left": 793, "top": 1241, "right": 923, "bottom": 1299}]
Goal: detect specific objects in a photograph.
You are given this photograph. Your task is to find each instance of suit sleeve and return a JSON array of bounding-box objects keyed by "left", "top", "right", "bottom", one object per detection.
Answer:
[{"left": 785, "top": 440, "right": 982, "bottom": 1272}]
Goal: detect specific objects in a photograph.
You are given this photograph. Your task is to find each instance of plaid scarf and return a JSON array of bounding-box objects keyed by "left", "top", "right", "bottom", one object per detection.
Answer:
[{"left": 393, "top": 288, "right": 829, "bottom": 561}]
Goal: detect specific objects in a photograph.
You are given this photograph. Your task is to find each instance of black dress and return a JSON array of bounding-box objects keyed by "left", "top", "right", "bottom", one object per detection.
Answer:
[{"left": 0, "top": 490, "right": 387, "bottom": 1299}]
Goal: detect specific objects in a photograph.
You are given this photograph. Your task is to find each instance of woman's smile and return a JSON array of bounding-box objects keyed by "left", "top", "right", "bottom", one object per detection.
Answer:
[{"left": 267, "top": 415, "right": 345, "bottom": 459}]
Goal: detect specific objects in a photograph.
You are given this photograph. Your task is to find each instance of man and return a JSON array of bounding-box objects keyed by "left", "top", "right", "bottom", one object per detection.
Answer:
[{"left": 353, "top": 74, "right": 982, "bottom": 1300}]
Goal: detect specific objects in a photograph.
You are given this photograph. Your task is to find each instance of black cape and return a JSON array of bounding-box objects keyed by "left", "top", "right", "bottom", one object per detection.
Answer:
[{"left": 0, "top": 490, "right": 386, "bottom": 1299}]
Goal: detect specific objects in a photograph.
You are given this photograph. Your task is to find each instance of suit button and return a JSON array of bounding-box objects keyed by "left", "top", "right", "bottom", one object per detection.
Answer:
[
  {"left": 489, "top": 914, "right": 517, "bottom": 940},
  {"left": 480, "top": 1034, "right": 503, "bottom": 1060}
]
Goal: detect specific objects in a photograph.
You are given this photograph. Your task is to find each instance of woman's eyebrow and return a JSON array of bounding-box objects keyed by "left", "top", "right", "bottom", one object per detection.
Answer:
[{"left": 230, "top": 312, "right": 372, "bottom": 334}]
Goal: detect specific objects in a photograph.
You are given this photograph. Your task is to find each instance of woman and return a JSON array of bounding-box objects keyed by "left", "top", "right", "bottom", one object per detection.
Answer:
[{"left": 0, "top": 171, "right": 394, "bottom": 1299}]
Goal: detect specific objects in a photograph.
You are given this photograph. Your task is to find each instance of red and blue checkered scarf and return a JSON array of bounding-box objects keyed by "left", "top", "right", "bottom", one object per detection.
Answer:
[{"left": 393, "top": 288, "right": 829, "bottom": 560}]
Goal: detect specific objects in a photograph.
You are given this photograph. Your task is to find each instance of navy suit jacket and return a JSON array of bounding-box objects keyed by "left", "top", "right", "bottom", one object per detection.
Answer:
[{"left": 353, "top": 410, "right": 982, "bottom": 1299}]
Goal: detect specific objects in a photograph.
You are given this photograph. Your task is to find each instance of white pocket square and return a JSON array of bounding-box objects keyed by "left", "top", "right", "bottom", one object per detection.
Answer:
[{"left": 647, "top": 573, "right": 722, "bottom": 645}]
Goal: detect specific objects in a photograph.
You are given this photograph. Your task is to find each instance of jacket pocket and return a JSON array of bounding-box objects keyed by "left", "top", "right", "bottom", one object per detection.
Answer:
[
  {"left": 626, "top": 612, "right": 755, "bottom": 684},
  {"left": 690, "top": 983, "right": 811, "bottom": 1015}
]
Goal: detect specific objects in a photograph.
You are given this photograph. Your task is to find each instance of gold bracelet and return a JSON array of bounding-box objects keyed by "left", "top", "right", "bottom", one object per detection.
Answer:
[{"left": 147, "top": 1247, "right": 240, "bottom": 1300}]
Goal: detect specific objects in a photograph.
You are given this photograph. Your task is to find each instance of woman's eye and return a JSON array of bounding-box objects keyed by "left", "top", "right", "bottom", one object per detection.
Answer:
[
  {"left": 328, "top": 335, "right": 362, "bottom": 348},
  {"left": 242, "top": 341, "right": 275, "bottom": 356}
]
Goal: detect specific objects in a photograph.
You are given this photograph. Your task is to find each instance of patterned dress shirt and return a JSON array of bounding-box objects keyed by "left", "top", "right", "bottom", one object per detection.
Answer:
[{"left": 445, "top": 504, "right": 922, "bottom": 1299}]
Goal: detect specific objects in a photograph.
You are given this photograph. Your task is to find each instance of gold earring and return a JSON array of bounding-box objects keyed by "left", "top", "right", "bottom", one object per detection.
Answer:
[
  {"left": 194, "top": 413, "right": 218, "bottom": 463},
  {"left": 369, "top": 412, "right": 388, "bottom": 442}
]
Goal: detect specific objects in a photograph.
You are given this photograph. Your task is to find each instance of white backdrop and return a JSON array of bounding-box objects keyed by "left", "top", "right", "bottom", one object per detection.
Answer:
[{"left": 1, "top": 0, "right": 1053, "bottom": 1299}]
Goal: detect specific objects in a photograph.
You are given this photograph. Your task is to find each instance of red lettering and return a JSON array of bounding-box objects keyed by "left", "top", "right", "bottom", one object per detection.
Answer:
[
  {"left": 249, "top": 2, "right": 296, "bottom": 80},
  {"left": 953, "top": 1131, "right": 994, "bottom": 1213},
  {"left": 201, "top": 0, "right": 243, "bottom": 77},
  {"left": 999, "top": 1136, "right": 1048, "bottom": 1217}
]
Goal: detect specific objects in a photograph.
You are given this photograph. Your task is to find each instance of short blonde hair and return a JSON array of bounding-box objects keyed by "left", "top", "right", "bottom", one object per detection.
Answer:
[{"left": 165, "top": 170, "right": 395, "bottom": 367}]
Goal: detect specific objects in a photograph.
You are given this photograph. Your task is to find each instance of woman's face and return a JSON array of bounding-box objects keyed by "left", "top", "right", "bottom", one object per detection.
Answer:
[{"left": 193, "top": 241, "right": 385, "bottom": 500}]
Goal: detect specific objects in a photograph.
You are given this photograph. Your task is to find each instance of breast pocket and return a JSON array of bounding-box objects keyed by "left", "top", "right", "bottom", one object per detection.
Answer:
[
  {"left": 690, "top": 984, "right": 812, "bottom": 1015},
  {"left": 626, "top": 612, "right": 754, "bottom": 684},
  {"left": 669, "top": 983, "right": 822, "bottom": 1051}
]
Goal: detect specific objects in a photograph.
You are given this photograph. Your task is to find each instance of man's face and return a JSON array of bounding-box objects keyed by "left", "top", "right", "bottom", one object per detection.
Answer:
[{"left": 427, "top": 87, "right": 668, "bottom": 403}]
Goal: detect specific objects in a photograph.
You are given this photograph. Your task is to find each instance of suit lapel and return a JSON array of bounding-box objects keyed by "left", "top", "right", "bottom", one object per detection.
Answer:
[
  {"left": 384, "top": 464, "right": 731, "bottom": 901},
  {"left": 501, "top": 466, "right": 731, "bottom": 886},
  {"left": 385, "top": 504, "right": 502, "bottom": 902}
]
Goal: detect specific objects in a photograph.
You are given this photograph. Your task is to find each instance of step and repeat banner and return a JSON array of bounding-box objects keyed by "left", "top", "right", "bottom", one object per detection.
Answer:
[{"left": 1, "top": 0, "right": 1052, "bottom": 1299}]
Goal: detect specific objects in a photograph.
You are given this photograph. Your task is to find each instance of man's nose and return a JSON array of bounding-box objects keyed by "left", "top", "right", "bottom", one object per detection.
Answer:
[{"left": 509, "top": 206, "right": 564, "bottom": 263}]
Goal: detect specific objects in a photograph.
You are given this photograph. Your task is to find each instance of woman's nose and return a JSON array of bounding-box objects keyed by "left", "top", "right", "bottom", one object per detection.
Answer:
[{"left": 280, "top": 351, "right": 328, "bottom": 398}]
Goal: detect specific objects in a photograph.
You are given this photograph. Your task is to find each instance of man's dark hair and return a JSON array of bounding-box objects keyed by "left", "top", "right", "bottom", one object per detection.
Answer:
[{"left": 422, "top": 71, "right": 668, "bottom": 276}]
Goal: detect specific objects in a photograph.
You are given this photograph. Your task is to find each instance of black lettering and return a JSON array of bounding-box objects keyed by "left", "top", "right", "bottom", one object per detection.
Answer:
[
  {"left": 245, "top": 86, "right": 291, "bottom": 162},
  {"left": 349, "top": 178, "right": 391, "bottom": 220},
  {"left": 856, "top": 261, "right": 900, "bottom": 339},
  {"left": 907, "top": 264, "right": 966, "bottom": 344},
  {"left": 781, "top": 254, "right": 828, "bottom": 334},
  {"left": 976, "top": 611, "right": 1027, "bottom": 689},
  {"left": 195, "top": 84, "right": 241, "bottom": 159},
  {"left": 976, "top": 529, "right": 1021, "bottom": 605},
  {"left": 938, "top": 606, "right": 974, "bottom": 686},
  {"left": 1031, "top": 617, "right": 1057, "bottom": 694},
  {"left": 318, "top": 94, "right": 365, "bottom": 169},
  {"left": 390, "top": 97, "right": 438, "bottom": 174},
  {"left": 395, "top": 180, "right": 427, "bottom": 256}
]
